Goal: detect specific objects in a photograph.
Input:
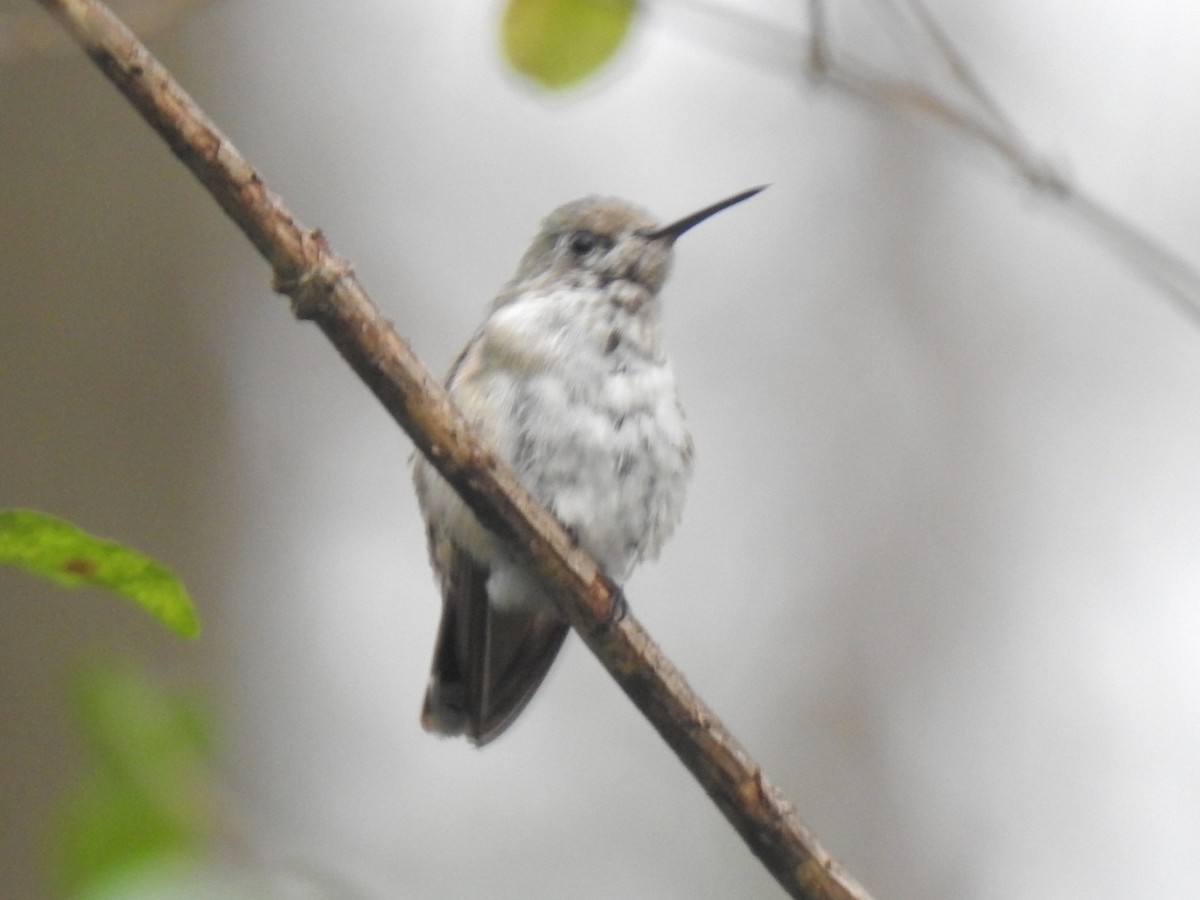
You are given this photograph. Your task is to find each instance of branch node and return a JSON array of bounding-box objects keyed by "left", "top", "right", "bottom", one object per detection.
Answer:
[
  {"left": 273, "top": 230, "right": 354, "bottom": 321},
  {"left": 1022, "top": 159, "right": 1072, "bottom": 199}
]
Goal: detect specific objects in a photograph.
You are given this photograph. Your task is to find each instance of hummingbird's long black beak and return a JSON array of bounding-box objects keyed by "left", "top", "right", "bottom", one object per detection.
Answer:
[{"left": 643, "top": 185, "right": 767, "bottom": 243}]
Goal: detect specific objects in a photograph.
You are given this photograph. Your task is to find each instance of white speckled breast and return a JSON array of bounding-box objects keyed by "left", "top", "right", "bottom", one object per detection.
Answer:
[{"left": 414, "top": 281, "right": 693, "bottom": 611}]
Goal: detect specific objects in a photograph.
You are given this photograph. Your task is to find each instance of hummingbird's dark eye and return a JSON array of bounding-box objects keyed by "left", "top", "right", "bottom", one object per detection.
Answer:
[{"left": 567, "top": 230, "right": 604, "bottom": 257}]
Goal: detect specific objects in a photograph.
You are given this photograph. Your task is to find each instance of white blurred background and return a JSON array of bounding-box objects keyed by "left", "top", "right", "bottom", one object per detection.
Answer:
[{"left": 3, "top": 1, "right": 1200, "bottom": 897}]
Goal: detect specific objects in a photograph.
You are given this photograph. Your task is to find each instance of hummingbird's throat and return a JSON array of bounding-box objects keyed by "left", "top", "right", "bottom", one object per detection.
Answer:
[{"left": 607, "top": 280, "right": 651, "bottom": 315}]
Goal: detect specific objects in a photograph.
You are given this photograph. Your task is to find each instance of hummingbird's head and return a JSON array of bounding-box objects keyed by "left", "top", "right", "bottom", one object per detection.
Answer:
[
  {"left": 505, "top": 187, "right": 767, "bottom": 303},
  {"left": 510, "top": 197, "right": 671, "bottom": 298}
]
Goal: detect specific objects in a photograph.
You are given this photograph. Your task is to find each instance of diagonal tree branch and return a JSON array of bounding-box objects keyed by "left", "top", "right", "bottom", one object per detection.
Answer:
[{"left": 32, "top": 1, "right": 872, "bottom": 897}]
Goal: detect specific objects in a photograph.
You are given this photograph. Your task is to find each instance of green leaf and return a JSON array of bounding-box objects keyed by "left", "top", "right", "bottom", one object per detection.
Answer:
[
  {"left": 52, "top": 667, "right": 214, "bottom": 898},
  {"left": 501, "top": 0, "right": 636, "bottom": 89},
  {"left": 0, "top": 508, "right": 199, "bottom": 638}
]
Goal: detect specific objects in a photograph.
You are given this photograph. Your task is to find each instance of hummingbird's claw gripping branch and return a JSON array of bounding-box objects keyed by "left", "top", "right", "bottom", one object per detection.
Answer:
[{"left": 607, "top": 583, "right": 629, "bottom": 626}]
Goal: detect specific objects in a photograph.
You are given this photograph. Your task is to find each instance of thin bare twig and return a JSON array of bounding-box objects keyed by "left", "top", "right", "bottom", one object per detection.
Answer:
[
  {"left": 666, "top": 0, "right": 1200, "bottom": 325},
  {"left": 895, "top": 0, "right": 1011, "bottom": 128},
  {"left": 32, "top": 0, "right": 872, "bottom": 897},
  {"left": 809, "top": 0, "right": 1200, "bottom": 325}
]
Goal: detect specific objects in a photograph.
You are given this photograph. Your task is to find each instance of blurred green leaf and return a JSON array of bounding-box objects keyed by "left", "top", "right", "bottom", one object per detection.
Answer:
[
  {"left": 501, "top": 0, "right": 636, "bottom": 89},
  {"left": 53, "top": 667, "right": 214, "bottom": 898},
  {"left": 0, "top": 508, "right": 199, "bottom": 638}
]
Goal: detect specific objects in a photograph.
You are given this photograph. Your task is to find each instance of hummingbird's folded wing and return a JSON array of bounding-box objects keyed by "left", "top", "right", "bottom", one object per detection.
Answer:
[{"left": 421, "top": 541, "right": 569, "bottom": 746}]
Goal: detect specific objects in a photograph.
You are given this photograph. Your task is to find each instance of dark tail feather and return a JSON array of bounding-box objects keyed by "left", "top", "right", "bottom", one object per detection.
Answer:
[
  {"left": 421, "top": 546, "right": 570, "bottom": 746},
  {"left": 476, "top": 608, "right": 569, "bottom": 744}
]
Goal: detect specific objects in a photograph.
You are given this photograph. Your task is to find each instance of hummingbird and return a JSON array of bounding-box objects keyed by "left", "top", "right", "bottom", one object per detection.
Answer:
[{"left": 412, "top": 186, "right": 765, "bottom": 745}]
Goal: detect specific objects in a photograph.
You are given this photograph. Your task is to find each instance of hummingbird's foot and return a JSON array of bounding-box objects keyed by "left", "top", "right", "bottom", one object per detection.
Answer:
[{"left": 606, "top": 583, "right": 629, "bottom": 625}]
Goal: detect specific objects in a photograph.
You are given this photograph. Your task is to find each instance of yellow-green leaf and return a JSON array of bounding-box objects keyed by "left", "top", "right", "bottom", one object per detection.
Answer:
[
  {"left": 502, "top": 0, "right": 636, "bottom": 89},
  {"left": 0, "top": 508, "right": 200, "bottom": 638}
]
